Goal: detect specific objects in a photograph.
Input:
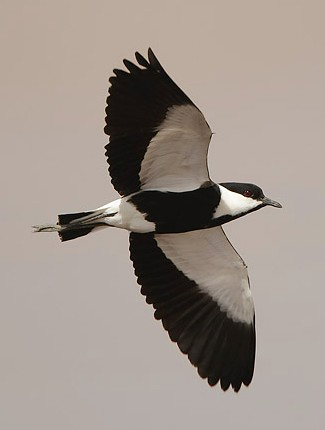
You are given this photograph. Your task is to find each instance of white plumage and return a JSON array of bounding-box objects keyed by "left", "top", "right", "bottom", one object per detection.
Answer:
[{"left": 140, "top": 104, "right": 211, "bottom": 192}]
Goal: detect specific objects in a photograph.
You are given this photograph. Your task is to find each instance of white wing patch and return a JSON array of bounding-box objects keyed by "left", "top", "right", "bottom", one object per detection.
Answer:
[
  {"left": 139, "top": 104, "right": 211, "bottom": 192},
  {"left": 155, "top": 226, "right": 255, "bottom": 324}
]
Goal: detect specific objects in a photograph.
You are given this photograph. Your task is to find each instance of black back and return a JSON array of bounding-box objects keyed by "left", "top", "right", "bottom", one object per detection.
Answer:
[{"left": 128, "top": 185, "right": 221, "bottom": 233}]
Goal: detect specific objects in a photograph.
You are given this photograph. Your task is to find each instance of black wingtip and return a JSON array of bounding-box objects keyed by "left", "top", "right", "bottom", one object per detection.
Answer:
[
  {"left": 122, "top": 58, "right": 140, "bottom": 74},
  {"left": 147, "top": 48, "right": 164, "bottom": 72},
  {"left": 121, "top": 49, "right": 162, "bottom": 73},
  {"left": 135, "top": 51, "right": 150, "bottom": 68}
]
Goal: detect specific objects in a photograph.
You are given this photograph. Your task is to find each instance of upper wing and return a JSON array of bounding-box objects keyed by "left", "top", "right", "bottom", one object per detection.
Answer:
[
  {"left": 129, "top": 226, "right": 255, "bottom": 392},
  {"left": 104, "top": 48, "right": 212, "bottom": 196}
]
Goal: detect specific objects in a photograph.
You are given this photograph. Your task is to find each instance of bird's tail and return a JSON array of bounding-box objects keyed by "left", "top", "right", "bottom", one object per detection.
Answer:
[{"left": 33, "top": 209, "right": 109, "bottom": 242}]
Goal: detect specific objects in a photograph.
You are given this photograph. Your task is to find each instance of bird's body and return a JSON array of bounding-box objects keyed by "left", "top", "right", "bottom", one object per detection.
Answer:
[{"left": 34, "top": 49, "right": 281, "bottom": 392}]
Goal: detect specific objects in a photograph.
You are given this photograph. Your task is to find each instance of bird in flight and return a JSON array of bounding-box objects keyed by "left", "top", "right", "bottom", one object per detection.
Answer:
[{"left": 34, "top": 48, "right": 281, "bottom": 392}]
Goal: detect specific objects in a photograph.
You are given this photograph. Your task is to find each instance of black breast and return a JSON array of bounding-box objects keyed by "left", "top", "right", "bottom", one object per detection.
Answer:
[{"left": 128, "top": 185, "right": 221, "bottom": 233}]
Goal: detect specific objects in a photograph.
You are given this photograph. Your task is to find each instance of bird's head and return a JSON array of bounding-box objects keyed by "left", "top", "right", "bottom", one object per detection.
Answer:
[{"left": 216, "top": 182, "right": 282, "bottom": 219}]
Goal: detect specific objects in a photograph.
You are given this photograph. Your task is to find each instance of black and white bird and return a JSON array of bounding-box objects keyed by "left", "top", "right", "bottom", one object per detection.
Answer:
[{"left": 34, "top": 48, "right": 281, "bottom": 392}]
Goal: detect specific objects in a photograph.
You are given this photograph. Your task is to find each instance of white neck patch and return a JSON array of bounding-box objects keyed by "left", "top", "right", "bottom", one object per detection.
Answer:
[{"left": 214, "top": 185, "right": 262, "bottom": 219}]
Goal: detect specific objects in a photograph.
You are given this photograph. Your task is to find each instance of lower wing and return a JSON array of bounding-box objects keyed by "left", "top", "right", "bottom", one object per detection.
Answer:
[{"left": 129, "top": 226, "right": 256, "bottom": 392}]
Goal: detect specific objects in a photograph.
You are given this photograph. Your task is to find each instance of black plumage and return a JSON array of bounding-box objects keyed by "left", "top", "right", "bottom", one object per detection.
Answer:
[{"left": 128, "top": 185, "right": 220, "bottom": 233}]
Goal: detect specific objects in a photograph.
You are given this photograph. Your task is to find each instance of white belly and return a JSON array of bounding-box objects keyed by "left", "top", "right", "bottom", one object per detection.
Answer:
[{"left": 98, "top": 198, "right": 155, "bottom": 233}]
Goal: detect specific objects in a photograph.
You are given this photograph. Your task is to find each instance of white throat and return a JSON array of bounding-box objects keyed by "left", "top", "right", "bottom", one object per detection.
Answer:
[{"left": 213, "top": 185, "right": 261, "bottom": 219}]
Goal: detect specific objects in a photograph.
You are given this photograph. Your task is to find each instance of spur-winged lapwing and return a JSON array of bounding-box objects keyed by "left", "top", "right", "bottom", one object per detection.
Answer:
[{"left": 34, "top": 49, "right": 281, "bottom": 392}]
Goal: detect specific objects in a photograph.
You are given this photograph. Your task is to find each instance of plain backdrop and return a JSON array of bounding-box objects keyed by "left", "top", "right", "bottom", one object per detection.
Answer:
[{"left": 1, "top": 1, "right": 324, "bottom": 429}]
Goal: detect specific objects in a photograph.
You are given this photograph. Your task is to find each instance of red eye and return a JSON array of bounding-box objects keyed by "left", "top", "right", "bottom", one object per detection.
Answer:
[{"left": 244, "top": 190, "right": 253, "bottom": 197}]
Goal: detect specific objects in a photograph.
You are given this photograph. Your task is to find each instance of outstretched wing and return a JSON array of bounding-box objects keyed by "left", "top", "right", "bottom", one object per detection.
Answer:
[
  {"left": 105, "top": 48, "right": 212, "bottom": 196},
  {"left": 129, "top": 226, "right": 256, "bottom": 392}
]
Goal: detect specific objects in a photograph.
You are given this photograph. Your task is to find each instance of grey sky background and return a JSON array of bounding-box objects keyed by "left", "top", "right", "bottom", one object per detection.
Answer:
[{"left": 1, "top": 1, "right": 324, "bottom": 429}]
